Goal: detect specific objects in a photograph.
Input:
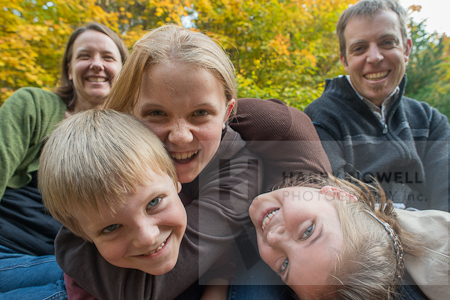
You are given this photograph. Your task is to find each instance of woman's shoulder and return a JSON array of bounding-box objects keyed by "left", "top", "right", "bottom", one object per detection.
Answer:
[
  {"left": 1, "top": 88, "right": 66, "bottom": 129},
  {"left": 15, "top": 87, "right": 62, "bottom": 101},
  {"left": 4, "top": 87, "right": 64, "bottom": 108}
]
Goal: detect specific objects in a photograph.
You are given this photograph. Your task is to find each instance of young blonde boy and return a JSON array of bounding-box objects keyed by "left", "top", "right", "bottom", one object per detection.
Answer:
[{"left": 39, "top": 109, "right": 187, "bottom": 277}]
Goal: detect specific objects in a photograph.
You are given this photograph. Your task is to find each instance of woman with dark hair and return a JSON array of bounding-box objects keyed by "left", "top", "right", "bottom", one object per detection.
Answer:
[
  {"left": 54, "top": 23, "right": 128, "bottom": 112},
  {"left": 0, "top": 22, "right": 128, "bottom": 299}
]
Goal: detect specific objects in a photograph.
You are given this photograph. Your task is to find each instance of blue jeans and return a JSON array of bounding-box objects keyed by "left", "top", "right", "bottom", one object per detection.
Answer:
[
  {"left": 227, "top": 259, "right": 296, "bottom": 300},
  {"left": 0, "top": 246, "right": 67, "bottom": 300},
  {"left": 227, "top": 258, "right": 429, "bottom": 300}
]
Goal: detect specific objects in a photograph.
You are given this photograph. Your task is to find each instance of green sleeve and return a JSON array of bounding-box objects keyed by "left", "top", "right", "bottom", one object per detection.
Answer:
[{"left": 0, "top": 88, "right": 66, "bottom": 199}]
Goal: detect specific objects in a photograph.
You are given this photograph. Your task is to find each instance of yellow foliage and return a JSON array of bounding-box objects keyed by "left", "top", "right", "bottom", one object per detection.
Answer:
[
  {"left": 0, "top": 0, "right": 360, "bottom": 109},
  {"left": 408, "top": 5, "right": 422, "bottom": 13}
]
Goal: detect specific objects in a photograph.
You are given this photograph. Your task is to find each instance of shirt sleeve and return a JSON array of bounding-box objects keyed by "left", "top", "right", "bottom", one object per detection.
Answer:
[
  {"left": 64, "top": 274, "right": 98, "bottom": 300},
  {"left": 0, "top": 89, "right": 36, "bottom": 198},
  {"left": 230, "top": 98, "right": 331, "bottom": 190},
  {"left": 0, "top": 88, "right": 65, "bottom": 199},
  {"left": 421, "top": 107, "right": 450, "bottom": 211}
]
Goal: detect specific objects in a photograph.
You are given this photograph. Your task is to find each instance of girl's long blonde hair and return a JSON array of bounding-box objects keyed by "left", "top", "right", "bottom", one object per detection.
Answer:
[{"left": 105, "top": 24, "right": 237, "bottom": 114}]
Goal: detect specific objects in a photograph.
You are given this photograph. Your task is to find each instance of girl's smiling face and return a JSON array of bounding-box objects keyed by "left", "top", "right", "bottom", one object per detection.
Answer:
[
  {"left": 249, "top": 186, "right": 353, "bottom": 299},
  {"left": 134, "top": 62, "right": 235, "bottom": 184}
]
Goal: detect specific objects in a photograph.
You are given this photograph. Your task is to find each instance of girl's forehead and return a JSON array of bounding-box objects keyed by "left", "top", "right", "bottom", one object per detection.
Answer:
[
  {"left": 276, "top": 186, "right": 320, "bottom": 195},
  {"left": 270, "top": 186, "right": 323, "bottom": 202}
]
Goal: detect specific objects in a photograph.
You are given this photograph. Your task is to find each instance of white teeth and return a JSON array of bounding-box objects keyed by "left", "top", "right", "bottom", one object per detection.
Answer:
[
  {"left": 364, "top": 71, "right": 388, "bottom": 80},
  {"left": 170, "top": 150, "right": 198, "bottom": 160},
  {"left": 141, "top": 238, "right": 168, "bottom": 256},
  {"left": 156, "top": 242, "right": 165, "bottom": 252},
  {"left": 262, "top": 209, "right": 279, "bottom": 231},
  {"left": 87, "top": 77, "right": 107, "bottom": 82}
]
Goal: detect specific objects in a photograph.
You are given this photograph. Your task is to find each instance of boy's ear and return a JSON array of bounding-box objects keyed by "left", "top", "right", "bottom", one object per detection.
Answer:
[
  {"left": 319, "top": 186, "right": 358, "bottom": 202},
  {"left": 177, "top": 182, "right": 182, "bottom": 194}
]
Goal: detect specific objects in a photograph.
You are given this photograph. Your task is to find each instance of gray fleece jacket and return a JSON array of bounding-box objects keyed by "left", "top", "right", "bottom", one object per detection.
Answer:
[{"left": 305, "top": 75, "right": 450, "bottom": 211}]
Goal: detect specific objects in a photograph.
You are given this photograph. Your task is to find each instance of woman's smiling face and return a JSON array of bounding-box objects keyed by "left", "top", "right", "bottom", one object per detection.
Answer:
[
  {"left": 133, "top": 62, "right": 235, "bottom": 184},
  {"left": 68, "top": 29, "right": 122, "bottom": 110},
  {"left": 249, "top": 186, "right": 347, "bottom": 299}
]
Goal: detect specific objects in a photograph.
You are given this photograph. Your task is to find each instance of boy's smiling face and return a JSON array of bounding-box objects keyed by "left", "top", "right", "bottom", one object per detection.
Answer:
[{"left": 78, "top": 169, "right": 186, "bottom": 275}]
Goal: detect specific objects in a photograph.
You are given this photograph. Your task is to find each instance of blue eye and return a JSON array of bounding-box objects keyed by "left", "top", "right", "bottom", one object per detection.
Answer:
[
  {"left": 280, "top": 259, "right": 289, "bottom": 274},
  {"left": 301, "top": 224, "right": 314, "bottom": 240},
  {"left": 147, "top": 197, "right": 162, "bottom": 208},
  {"left": 103, "top": 224, "right": 120, "bottom": 233}
]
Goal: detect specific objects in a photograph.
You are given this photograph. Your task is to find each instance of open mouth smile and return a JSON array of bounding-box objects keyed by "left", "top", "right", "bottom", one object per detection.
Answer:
[
  {"left": 262, "top": 209, "right": 279, "bottom": 231},
  {"left": 86, "top": 77, "right": 108, "bottom": 82},
  {"left": 364, "top": 71, "right": 389, "bottom": 81},
  {"left": 140, "top": 235, "right": 170, "bottom": 256},
  {"left": 170, "top": 150, "right": 199, "bottom": 164}
]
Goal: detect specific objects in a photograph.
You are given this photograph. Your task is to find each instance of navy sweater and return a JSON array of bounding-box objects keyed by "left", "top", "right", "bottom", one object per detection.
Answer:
[{"left": 305, "top": 76, "right": 450, "bottom": 211}]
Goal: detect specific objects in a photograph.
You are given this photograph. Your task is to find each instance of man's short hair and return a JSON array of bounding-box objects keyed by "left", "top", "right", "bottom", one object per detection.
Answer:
[
  {"left": 337, "top": 0, "right": 409, "bottom": 61},
  {"left": 39, "top": 109, "right": 177, "bottom": 241}
]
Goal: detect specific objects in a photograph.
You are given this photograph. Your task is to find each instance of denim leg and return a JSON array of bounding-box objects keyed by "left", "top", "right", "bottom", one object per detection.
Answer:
[
  {"left": 396, "top": 284, "right": 429, "bottom": 300},
  {"left": 0, "top": 280, "right": 67, "bottom": 300},
  {"left": 0, "top": 246, "right": 67, "bottom": 299},
  {"left": 228, "top": 259, "right": 296, "bottom": 300}
]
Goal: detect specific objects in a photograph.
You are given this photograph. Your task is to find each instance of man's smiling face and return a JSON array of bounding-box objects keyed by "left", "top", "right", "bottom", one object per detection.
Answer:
[{"left": 340, "top": 9, "right": 412, "bottom": 106}]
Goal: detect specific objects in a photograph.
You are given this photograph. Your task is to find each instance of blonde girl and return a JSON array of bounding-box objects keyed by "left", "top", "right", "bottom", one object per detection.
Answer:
[{"left": 250, "top": 174, "right": 449, "bottom": 300}]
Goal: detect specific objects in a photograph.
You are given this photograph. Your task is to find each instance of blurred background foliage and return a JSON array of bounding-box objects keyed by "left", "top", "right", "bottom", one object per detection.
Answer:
[{"left": 1, "top": 0, "right": 449, "bottom": 118}]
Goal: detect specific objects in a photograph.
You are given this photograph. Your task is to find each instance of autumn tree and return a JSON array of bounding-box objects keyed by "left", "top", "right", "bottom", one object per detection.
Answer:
[
  {"left": 192, "top": 0, "right": 356, "bottom": 109},
  {"left": 0, "top": 0, "right": 120, "bottom": 104},
  {"left": 405, "top": 19, "right": 450, "bottom": 119},
  {"left": 1, "top": 0, "right": 357, "bottom": 109}
]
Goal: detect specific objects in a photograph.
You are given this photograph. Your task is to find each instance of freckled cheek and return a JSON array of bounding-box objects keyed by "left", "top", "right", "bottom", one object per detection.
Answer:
[
  {"left": 139, "top": 123, "right": 166, "bottom": 141},
  {"left": 96, "top": 240, "right": 129, "bottom": 264},
  {"left": 196, "top": 123, "right": 224, "bottom": 142},
  {"left": 159, "top": 206, "right": 186, "bottom": 230}
]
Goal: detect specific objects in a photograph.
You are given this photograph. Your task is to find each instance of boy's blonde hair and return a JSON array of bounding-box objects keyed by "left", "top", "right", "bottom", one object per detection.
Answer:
[
  {"left": 39, "top": 110, "right": 177, "bottom": 241},
  {"left": 281, "top": 174, "right": 422, "bottom": 300},
  {"left": 105, "top": 24, "right": 237, "bottom": 113}
]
